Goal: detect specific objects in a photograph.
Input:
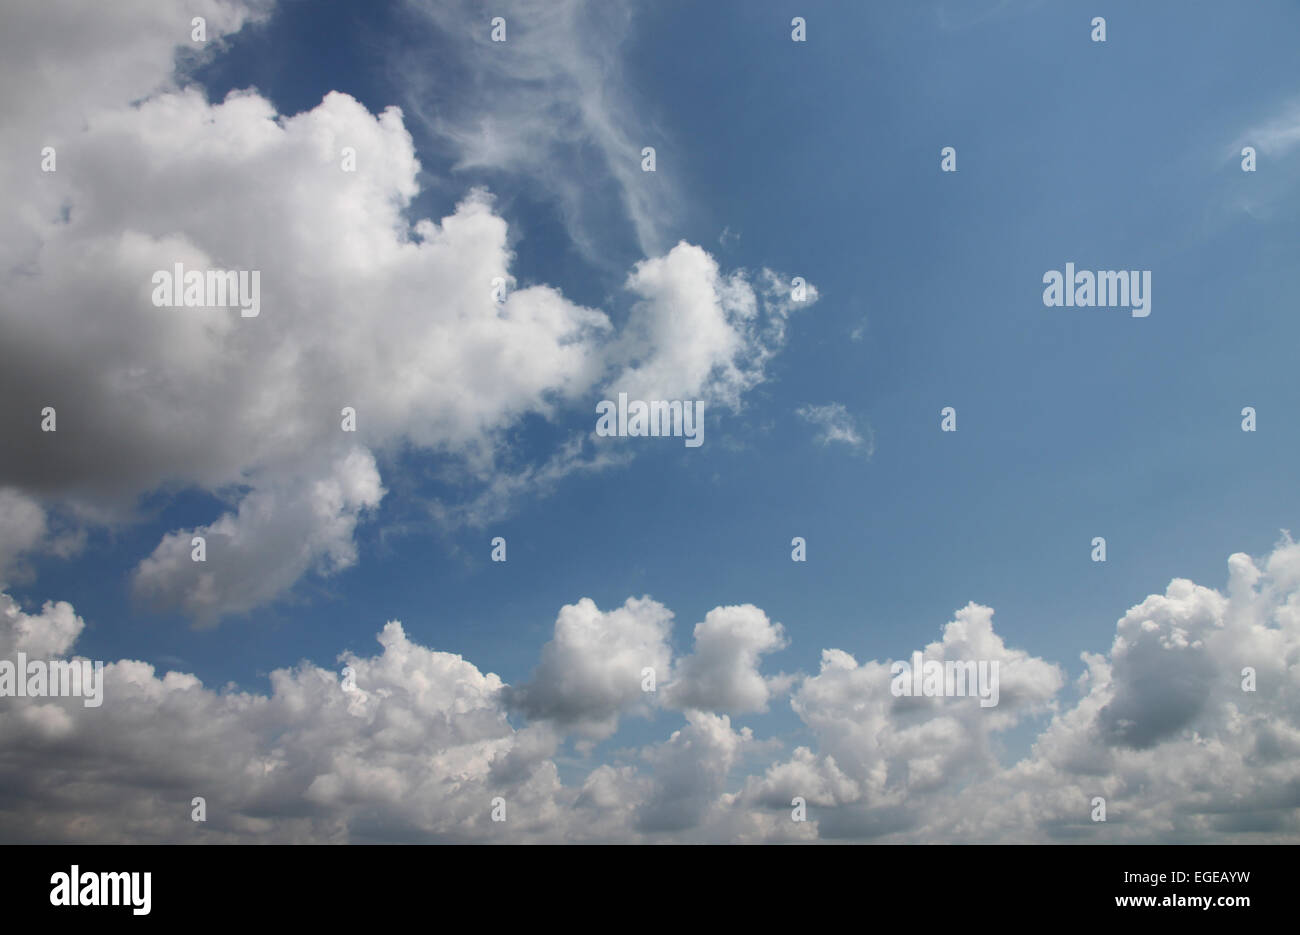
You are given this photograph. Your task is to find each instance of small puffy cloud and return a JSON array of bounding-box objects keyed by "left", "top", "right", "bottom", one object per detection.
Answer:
[
  {"left": 131, "top": 449, "right": 384, "bottom": 625},
  {"left": 664, "top": 604, "right": 790, "bottom": 714},
  {"left": 606, "top": 244, "right": 817, "bottom": 410},
  {"left": 1095, "top": 580, "right": 1222, "bottom": 749},
  {"left": 0, "top": 590, "right": 84, "bottom": 659},
  {"left": 506, "top": 596, "right": 673, "bottom": 740}
]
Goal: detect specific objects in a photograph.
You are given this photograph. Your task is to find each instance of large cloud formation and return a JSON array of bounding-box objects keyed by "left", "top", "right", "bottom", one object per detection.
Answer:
[
  {"left": 0, "top": 0, "right": 814, "bottom": 621},
  {"left": 3, "top": 0, "right": 1296, "bottom": 845},
  {"left": 0, "top": 539, "right": 1296, "bottom": 843}
]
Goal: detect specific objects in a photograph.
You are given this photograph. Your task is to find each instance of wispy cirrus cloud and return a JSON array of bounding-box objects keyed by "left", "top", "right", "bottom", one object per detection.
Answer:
[
  {"left": 797, "top": 402, "right": 872, "bottom": 453},
  {"left": 398, "top": 0, "right": 680, "bottom": 264}
]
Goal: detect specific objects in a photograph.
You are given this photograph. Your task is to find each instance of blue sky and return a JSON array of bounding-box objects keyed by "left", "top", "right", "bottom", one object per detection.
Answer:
[
  {"left": 36, "top": 0, "right": 1300, "bottom": 715},
  {"left": 2, "top": 0, "right": 1298, "bottom": 842}
]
